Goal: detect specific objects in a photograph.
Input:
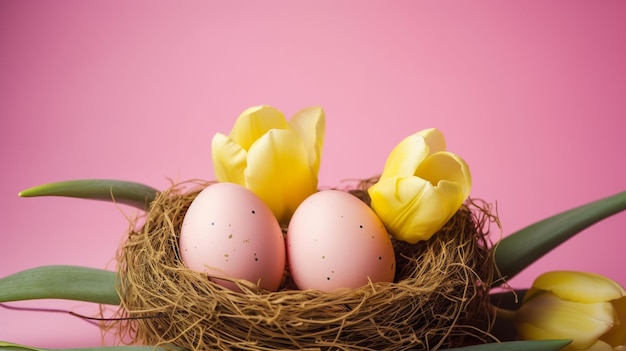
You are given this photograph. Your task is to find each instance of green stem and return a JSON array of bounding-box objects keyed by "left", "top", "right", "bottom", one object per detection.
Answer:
[
  {"left": 0, "top": 265, "right": 120, "bottom": 305},
  {"left": 494, "top": 190, "right": 626, "bottom": 283},
  {"left": 18, "top": 179, "right": 159, "bottom": 210}
]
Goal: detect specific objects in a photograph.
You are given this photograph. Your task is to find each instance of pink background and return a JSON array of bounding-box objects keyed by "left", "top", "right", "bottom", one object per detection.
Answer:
[{"left": 1, "top": 1, "right": 625, "bottom": 347}]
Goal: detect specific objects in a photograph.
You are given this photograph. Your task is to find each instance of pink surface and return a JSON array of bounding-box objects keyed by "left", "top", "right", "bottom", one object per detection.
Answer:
[{"left": 1, "top": 1, "right": 625, "bottom": 347}]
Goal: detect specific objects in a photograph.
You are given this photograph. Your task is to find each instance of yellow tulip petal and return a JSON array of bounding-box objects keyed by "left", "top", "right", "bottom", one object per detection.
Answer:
[
  {"left": 516, "top": 292, "right": 615, "bottom": 350},
  {"left": 600, "top": 297, "right": 626, "bottom": 348},
  {"left": 368, "top": 176, "right": 452, "bottom": 243},
  {"left": 530, "top": 271, "right": 626, "bottom": 304},
  {"left": 229, "top": 105, "right": 289, "bottom": 150},
  {"left": 395, "top": 178, "right": 463, "bottom": 241},
  {"left": 416, "top": 151, "right": 472, "bottom": 200},
  {"left": 288, "top": 106, "right": 325, "bottom": 174},
  {"left": 368, "top": 178, "right": 411, "bottom": 234},
  {"left": 522, "top": 287, "right": 544, "bottom": 302},
  {"left": 368, "top": 177, "right": 424, "bottom": 214},
  {"left": 417, "top": 128, "right": 447, "bottom": 154},
  {"left": 244, "top": 129, "right": 317, "bottom": 224},
  {"left": 435, "top": 180, "right": 468, "bottom": 217},
  {"left": 379, "top": 128, "right": 447, "bottom": 181},
  {"left": 379, "top": 133, "right": 432, "bottom": 181},
  {"left": 211, "top": 133, "right": 247, "bottom": 185}
]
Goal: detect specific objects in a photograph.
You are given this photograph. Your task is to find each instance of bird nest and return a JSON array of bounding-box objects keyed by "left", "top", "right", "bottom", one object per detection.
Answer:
[{"left": 113, "top": 179, "right": 499, "bottom": 351}]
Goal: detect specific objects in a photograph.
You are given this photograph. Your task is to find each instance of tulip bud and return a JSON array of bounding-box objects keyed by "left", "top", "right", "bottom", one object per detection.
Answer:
[
  {"left": 367, "top": 128, "right": 472, "bottom": 243},
  {"left": 212, "top": 105, "right": 325, "bottom": 225},
  {"left": 515, "top": 271, "right": 626, "bottom": 351}
]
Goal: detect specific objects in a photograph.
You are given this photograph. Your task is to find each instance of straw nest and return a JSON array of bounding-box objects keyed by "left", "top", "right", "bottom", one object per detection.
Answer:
[{"left": 114, "top": 179, "right": 499, "bottom": 351}]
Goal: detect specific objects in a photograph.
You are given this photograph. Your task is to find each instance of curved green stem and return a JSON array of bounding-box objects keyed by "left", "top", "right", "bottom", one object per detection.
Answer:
[
  {"left": 18, "top": 179, "right": 159, "bottom": 210},
  {"left": 494, "top": 190, "right": 626, "bottom": 283},
  {"left": 0, "top": 265, "right": 120, "bottom": 305}
]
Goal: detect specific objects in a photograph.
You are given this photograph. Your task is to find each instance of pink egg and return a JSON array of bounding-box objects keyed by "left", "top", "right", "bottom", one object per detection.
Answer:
[
  {"left": 287, "top": 190, "right": 396, "bottom": 292},
  {"left": 179, "top": 182, "right": 286, "bottom": 292}
]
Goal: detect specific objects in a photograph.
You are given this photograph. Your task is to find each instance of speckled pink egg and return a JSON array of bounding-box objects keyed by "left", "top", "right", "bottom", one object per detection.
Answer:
[
  {"left": 179, "top": 182, "right": 286, "bottom": 292},
  {"left": 286, "top": 190, "right": 396, "bottom": 292}
]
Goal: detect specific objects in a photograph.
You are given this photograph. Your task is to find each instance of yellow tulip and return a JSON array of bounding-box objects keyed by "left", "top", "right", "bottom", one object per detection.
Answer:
[
  {"left": 212, "top": 105, "right": 325, "bottom": 225},
  {"left": 367, "top": 128, "right": 472, "bottom": 243},
  {"left": 515, "top": 271, "right": 626, "bottom": 351}
]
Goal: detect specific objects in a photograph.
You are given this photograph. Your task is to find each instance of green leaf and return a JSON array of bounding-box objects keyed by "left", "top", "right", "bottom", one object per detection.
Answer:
[
  {"left": 18, "top": 179, "right": 159, "bottom": 210},
  {"left": 440, "top": 339, "right": 571, "bottom": 351},
  {"left": 494, "top": 190, "right": 626, "bottom": 283},
  {"left": 0, "top": 341, "right": 39, "bottom": 351},
  {"left": 0, "top": 265, "right": 120, "bottom": 305},
  {"left": 0, "top": 341, "right": 175, "bottom": 351}
]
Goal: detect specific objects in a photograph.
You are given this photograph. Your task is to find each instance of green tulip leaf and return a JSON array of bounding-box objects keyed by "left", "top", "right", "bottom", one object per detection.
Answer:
[
  {"left": 18, "top": 179, "right": 159, "bottom": 210},
  {"left": 440, "top": 339, "right": 571, "bottom": 351},
  {"left": 0, "top": 341, "right": 39, "bottom": 351},
  {"left": 0, "top": 341, "right": 176, "bottom": 351},
  {"left": 0, "top": 265, "right": 120, "bottom": 305},
  {"left": 0, "top": 342, "right": 41, "bottom": 351},
  {"left": 494, "top": 190, "right": 626, "bottom": 283}
]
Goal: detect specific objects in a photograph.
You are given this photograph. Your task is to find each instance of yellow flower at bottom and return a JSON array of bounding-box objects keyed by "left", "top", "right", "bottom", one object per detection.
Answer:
[
  {"left": 515, "top": 271, "right": 626, "bottom": 351},
  {"left": 367, "top": 128, "right": 472, "bottom": 243}
]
